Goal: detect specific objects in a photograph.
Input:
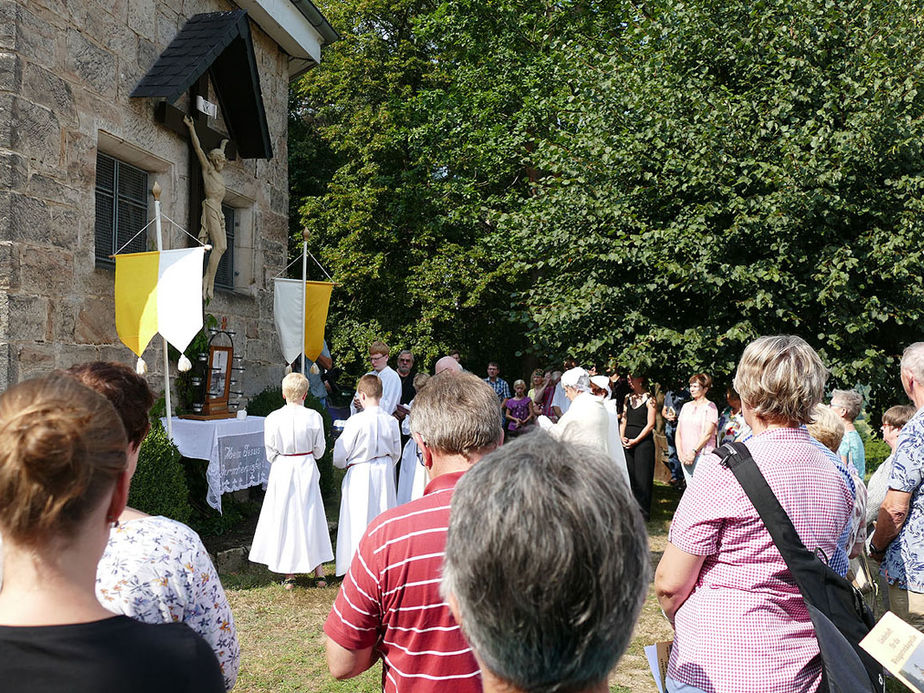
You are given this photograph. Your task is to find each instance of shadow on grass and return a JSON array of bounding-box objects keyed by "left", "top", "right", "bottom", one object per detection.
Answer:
[
  {"left": 221, "top": 560, "right": 343, "bottom": 592},
  {"left": 647, "top": 480, "right": 682, "bottom": 537}
]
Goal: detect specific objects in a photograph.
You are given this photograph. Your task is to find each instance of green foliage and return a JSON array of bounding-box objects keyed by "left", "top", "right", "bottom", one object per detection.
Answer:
[
  {"left": 129, "top": 421, "right": 192, "bottom": 524},
  {"left": 246, "top": 386, "right": 286, "bottom": 418},
  {"left": 865, "top": 435, "right": 891, "bottom": 478},
  {"left": 512, "top": 0, "right": 924, "bottom": 415},
  {"left": 247, "top": 386, "right": 337, "bottom": 501},
  {"left": 289, "top": 0, "right": 604, "bottom": 380},
  {"left": 292, "top": 0, "right": 924, "bottom": 407}
]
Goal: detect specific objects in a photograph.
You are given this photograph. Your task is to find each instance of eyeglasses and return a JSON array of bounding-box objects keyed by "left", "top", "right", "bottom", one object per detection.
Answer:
[
  {"left": 416, "top": 440, "right": 427, "bottom": 467},
  {"left": 370, "top": 354, "right": 386, "bottom": 362}
]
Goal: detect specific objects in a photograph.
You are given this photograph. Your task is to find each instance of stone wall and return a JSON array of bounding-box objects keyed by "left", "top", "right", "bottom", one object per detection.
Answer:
[{"left": 0, "top": 0, "right": 292, "bottom": 401}]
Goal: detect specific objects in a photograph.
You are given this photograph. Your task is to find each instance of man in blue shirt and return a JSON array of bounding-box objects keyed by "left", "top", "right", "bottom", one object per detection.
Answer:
[
  {"left": 870, "top": 342, "right": 924, "bottom": 631},
  {"left": 662, "top": 386, "right": 690, "bottom": 488}
]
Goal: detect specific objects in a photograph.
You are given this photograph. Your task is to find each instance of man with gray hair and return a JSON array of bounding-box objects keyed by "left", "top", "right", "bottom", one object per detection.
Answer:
[
  {"left": 442, "top": 432, "right": 650, "bottom": 693},
  {"left": 869, "top": 342, "right": 924, "bottom": 630},
  {"left": 324, "top": 371, "right": 503, "bottom": 691}
]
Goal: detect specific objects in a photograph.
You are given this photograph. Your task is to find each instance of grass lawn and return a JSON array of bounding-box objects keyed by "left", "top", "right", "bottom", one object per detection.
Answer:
[{"left": 219, "top": 480, "right": 912, "bottom": 692}]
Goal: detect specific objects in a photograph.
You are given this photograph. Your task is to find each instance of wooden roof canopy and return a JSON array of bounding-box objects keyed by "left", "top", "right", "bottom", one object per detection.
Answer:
[{"left": 131, "top": 10, "right": 273, "bottom": 159}]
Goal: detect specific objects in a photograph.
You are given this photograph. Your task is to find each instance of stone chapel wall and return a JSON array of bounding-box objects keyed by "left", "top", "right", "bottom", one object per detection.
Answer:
[{"left": 0, "top": 0, "right": 292, "bottom": 399}]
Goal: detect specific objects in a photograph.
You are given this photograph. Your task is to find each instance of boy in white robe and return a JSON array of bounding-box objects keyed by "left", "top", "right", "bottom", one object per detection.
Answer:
[
  {"left": 250, "top": 372, "right": 332, "bottom": 589},
  {"left": 334, "top": 374, "right": 401, "bottom": 575}
]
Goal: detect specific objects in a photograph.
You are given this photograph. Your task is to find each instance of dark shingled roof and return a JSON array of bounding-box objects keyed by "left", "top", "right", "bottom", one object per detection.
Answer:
[{"left": 131, "top": 10, "right": 272, "bottom": 159}]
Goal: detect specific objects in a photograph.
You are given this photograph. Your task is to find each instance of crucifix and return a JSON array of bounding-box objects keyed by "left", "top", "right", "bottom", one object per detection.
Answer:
[{"left": 154, "top": 75, "right": 237, "bottom": 301}]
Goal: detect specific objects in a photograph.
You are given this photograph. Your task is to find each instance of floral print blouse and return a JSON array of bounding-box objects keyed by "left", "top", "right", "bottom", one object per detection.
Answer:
[
  {"left": 883, "top": 407, "right": 924, "bottom": 592},
  {"left": 96, "top": 515, "right": 239, "bottom": 690}
]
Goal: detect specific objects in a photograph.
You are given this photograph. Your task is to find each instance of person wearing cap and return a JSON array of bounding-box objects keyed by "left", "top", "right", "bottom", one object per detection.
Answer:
[
  {"left": 590, "top": 375, "right": 631, "bottom": 488},
  {"left": 537, "top": 367, "right": 611, "bottom": 456}
]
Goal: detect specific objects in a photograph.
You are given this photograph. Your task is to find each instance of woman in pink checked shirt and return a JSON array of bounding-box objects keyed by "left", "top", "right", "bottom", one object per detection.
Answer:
[{"left": 654, "top": 336, "right": 853, "bottom": 693}]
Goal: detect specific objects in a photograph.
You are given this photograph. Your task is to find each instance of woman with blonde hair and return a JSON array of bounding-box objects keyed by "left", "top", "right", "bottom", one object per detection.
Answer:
[
  {"left": 250, "top": 371, "right": 332, "bottom": 589},
  {"left": 809, "top": 403, "right": 867, "bottom": 560},
  {"left": 655, "top": 336, "right": 853, "bottom": 693},
  {"left": 0, "top": 376, "right": 223, "bottom": 692}
]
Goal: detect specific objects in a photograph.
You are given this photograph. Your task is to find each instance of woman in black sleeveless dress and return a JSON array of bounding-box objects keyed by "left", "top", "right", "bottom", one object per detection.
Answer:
[{"left": 620, "top": 374, "right": 657, "bottom": 520}]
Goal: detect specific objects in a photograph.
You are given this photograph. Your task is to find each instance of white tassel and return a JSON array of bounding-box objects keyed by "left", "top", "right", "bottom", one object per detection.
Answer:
[
  {"left": 178, "top": 354, "right": 192, "bottom": 372},
  {"left": 284, "top": 364, "right": 293, "bottom": 375},
  {"left": 309, "top": 362, "right": 320, "bottom": 375},
  {"left": 135, "top": 357, "right": 148, "bottom": 375}
]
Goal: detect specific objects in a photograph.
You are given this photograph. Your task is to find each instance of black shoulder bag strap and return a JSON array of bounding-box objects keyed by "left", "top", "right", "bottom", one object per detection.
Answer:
[{"left": 714, "top": 442, "right": 884, "bottom": 693}]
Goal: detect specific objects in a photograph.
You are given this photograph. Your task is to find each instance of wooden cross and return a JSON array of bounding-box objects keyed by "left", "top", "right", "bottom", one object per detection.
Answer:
[{"left": 154, "top": 75, "right": 237, "bottom": 243}]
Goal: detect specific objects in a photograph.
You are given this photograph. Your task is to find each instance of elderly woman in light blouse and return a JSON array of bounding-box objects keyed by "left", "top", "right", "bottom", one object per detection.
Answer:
[{"left": 654, "top": 336, "right": 853, "bottom": 693}]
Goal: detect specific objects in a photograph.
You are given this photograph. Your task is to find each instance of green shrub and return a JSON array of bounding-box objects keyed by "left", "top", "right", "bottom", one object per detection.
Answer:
[
  {"left": 865, "top": 436, "right": 891, "bottom": 479},
  {"left": 247, "top": 385, "right": 337, "bottom": 502},
  {"left": 246, "top": 386, "right": 285, "bottom": 418},
  {"left": 856, "top": 418, "right": 891, "bottom": 479},
  {"left": 129, "top": 421, "right": 193, "bottom": 524}
]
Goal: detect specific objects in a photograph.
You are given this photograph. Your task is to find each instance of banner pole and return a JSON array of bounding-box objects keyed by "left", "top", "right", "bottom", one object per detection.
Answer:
[
  {"left": 301, "top": 229, "right": 308, "bottom": 376},
  {"left": 153, "top": 182, "right": 173, "bottom": 440}
]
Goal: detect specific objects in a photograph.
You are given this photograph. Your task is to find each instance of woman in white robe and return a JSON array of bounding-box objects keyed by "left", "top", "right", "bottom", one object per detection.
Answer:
[
  {"left": 590, "top": 375, "right": 631, "bottom": 488},
  {"left": 249, "top": 373, "right": 332, "bottom": 589},
  {"left": 538, "top": 367, "right": 611, "bottom": 457},
  {"left": 333, "top": 374, "right": 401, "bottom": 575}
]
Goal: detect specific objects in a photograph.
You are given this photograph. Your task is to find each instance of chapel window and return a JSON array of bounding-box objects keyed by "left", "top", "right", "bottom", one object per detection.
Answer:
[
  {"left": 213, "top": 203, "right": 236, "bottom": 291},
  {"left": 94, "top": 153, "right": 149, "bottom": 266}
]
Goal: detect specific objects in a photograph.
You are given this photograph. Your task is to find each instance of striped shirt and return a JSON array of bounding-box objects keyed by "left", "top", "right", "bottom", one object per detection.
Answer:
[{"left": 324, "top": 471, "right": 481, "bottom": 693}]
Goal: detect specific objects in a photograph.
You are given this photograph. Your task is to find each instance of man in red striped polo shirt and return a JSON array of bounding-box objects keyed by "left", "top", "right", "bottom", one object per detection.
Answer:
[{"left": 324, "top": 371, "right": 503, "bottom": 692}]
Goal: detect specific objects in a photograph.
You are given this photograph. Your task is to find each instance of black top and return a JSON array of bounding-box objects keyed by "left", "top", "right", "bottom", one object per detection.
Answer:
[
  {"left": 399, "top": 372, "right": 416, "bottom": 405},
  {"left": 624, "top": 393, "right": 652, "bottom": 438},
  {"left": 0, "top": 615, "right": 223, "bottom": 693}
]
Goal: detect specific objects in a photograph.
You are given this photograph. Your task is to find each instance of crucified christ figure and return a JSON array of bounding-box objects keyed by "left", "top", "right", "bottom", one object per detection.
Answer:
[{"left": 184, "top": 114, "right": 229, "bottom": 300}]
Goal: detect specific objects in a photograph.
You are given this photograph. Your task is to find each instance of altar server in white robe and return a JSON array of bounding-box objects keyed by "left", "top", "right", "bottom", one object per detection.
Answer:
[
  {"left": 349, "top": 340, "right": 403, "bottom": 416},
  {"left": 250, "top": 372, "right": 332, "bottom": 589},
  {"left": 334, "top": 374, "right": 402, "bottom": 575},
  {"left": 590, "top": 375, "right": 631, "bottom": 488},
  {"left": 396, "top": 373, "right": 431, "bottom": 505},
  {"left": 538, "top": 367, "right": 611, "bottom": 457}
]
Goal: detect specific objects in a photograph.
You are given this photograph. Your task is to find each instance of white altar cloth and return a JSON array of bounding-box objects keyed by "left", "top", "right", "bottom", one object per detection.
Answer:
[{"left": 165, "top": 416, "right": 267, "bottom": 512}]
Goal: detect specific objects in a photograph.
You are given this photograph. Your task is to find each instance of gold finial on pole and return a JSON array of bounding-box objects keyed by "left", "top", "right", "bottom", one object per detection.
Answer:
[{"left": 152, "top": 181, "right": 162, "bottom": 201}]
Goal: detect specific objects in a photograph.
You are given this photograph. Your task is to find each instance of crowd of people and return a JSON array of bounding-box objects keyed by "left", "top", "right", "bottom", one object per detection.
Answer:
[{"left": 2, "top": 335, "right": 924, "bottom": 692}]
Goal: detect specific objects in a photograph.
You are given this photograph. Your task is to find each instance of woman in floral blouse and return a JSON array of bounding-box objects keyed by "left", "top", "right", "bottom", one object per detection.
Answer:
[{"left": 68, "top": 363, "right": 239, "bottom": 690}]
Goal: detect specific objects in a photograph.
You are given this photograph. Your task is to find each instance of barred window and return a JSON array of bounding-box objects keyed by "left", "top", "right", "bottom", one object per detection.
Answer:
[
  {"left": 95, "top": 153, "right": 149, "bottom": 265},
  {"left": 213, "top": 204, "right": 235, "bottom": 290}
]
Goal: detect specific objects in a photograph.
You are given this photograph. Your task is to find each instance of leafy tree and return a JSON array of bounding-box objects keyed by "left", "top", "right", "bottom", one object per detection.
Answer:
[
  {"left": 289, "top": 0, "right": 610, "bottom": 380},
  {"left": 511, "top": 0, "right": 924, "bottom": 413}
]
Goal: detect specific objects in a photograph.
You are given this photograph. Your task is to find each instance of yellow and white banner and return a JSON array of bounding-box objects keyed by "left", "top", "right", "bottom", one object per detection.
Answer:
[
  {"left": 273, "top": 278, "right": 334, "bottom": 364},
  {"left": 115, "top": 247, "right": 205, "bottom": 356}
]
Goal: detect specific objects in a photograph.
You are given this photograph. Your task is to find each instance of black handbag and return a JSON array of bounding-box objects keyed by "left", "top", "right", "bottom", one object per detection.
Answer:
[{"left": 713, "top": 442, "right": 885, "bottom": 693}]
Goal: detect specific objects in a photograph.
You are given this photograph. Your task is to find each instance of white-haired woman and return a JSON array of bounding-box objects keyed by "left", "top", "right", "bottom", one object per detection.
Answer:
[
  {"left": 537, "top": 367, "right": 611, "bottom": 456},
  {"left": 831, "top": 389, "right": 866, "bottom": 477},
  {"left": 655, "top": 336, "right": 853, "bottom": 693}
]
